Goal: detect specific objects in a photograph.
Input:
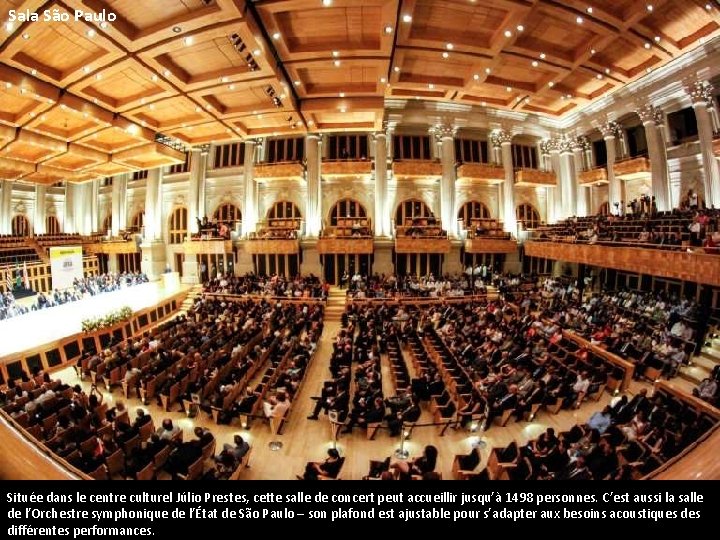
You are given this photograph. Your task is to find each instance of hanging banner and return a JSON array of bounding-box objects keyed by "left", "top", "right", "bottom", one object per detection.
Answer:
[{"left": 49, "top": 246, "right": 83, "bottom": 291}]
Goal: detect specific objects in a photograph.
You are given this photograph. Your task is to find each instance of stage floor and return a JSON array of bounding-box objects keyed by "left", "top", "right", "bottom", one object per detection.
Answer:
[{"left": 0, "top": 281, "right": 189, "bottom": 358}]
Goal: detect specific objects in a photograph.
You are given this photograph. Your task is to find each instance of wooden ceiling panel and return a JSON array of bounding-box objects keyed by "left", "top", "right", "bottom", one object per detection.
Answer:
[
  {"left": 596, "top": 37, "right": 661, "bottom": 77},
  {"left": 231, "top": 110, "right": 304, "bottom": 137},
  {"left": 1, "top": 129, "right": 66, "bottom": 163},
  {"left": 0, "top": 0, "right": 47, "bottom": 47},
  {"left": 0, "top": 2, "right": 123, "bottom": 86},
  {"left": 190, "top": 80, "right": 290, "bottom": 118},
  {"left": 113, "top": 141, "right": 186, "bottom": 169},
  {"left": 292, "top": 59, "right": 384, "bottom": 97},
  {"left": 405, "top": 0, "right": 509, "bottom": 52},
  {"left": 0, "top": 155, "right": 35, "bottom": 179},
  {"left": 74, "top": 116, "right": 154, "bottom": 153},
  {"left": 23, "top": 93, "right": 112, "bottom": 141},
  {"left": 643, "top": 3, "right": 720, "bottom": 49},
  {"left": 125, "top": 95, "right": 213, "bottom": 131},
  {"left": 516, "top": 10, "right": 599, "bottom": 61},
  {"left": 395, "top": 49, "right": 471, "bottom": 88},
  {"left": 64, "top": 0, "right": 245, "bottom": 52},
  {"left": 69, "top": 58, "right": 175, "bottom": 112},
  {"left": 41, "top": 142, "right": 108, "bottom": 171},
  {"left": 166, "top": 121, "right": 241, "bottom": 146}
]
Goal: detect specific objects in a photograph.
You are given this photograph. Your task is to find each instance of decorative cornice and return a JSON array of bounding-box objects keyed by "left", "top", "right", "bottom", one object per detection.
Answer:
[{"left": 490, "top": 130, "right": 513, "bottom": 147}]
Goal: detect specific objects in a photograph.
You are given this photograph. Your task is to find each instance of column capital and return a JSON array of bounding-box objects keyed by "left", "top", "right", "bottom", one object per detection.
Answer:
[
  {"left": 572, "top": 136, "right": 590, "bottom": 153},
  {"left": 636, "top": 103, "right": 662, "bottom": 125},
  {"left": 430, "top": 123, "right": 456, "bottom": 141},
  {"left": 243, "top": 139, "right": 258, "bottom": 147},
  {"left": 598, "top": 120, "right": 620, "bottom": 139},
  {"left": 490, "top": 129, "right": 513, "bottom": 147},
  {"left": 688, "top": 81, "right": 714, "bottom": 107},
  {"left": 542, "top": 138, "right": 562, "bottom": 154},
  {"left": 306, "top": 133, "right": 321, "bottom": 141}
]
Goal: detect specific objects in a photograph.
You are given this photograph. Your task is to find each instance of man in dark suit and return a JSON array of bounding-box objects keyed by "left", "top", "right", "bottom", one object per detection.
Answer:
[
  {"left": 387, "top": 397, "right": 420, "bottom": 436},
  {"left": 484, "top": 385, "right": 518, "bottom": 431},
  {"left": 514, "top": 380, "right": 546, "bottom": 421}
]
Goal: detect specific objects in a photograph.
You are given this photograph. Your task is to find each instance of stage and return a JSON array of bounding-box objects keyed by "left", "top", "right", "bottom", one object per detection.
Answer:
[{"left": 0, "top": 281, "right": 189, "bottom": 359}]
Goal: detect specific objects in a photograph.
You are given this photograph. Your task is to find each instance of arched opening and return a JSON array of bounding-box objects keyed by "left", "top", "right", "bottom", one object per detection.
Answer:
[
  {"left": 168, "top": 207, "right": 188, "bottom": 244},
  {"left": 252, "top": 201, "right": 303, "bottom": 277},
  {"left": 394, "top": 198, "right": 434, "bottom": 227},
  {"left": 101, "top": 214, "right": 112, "bottom": 234},
  {"left": 12, "top": 215, "right": 30, "bottom": 237},
  {"left": 213, "top": 203, "right": 242, "bottom": 231},
  {"left": 131, "top": 211, "right": 145, "bottom": 233},
  {"left": 266, "top": 201, "right": 302, "bottom": 221},
  {"left": 46, "top": 215, "right": 61, "bottom": 235},
  {"left": 322, "top": 198, "right": 372, "bottom": 284},
  {"left": 516, "top": 203, "right": 541, "bottom": 230},
  {"left": 457, "top": 201, "right": 491, "bottom": 228}
]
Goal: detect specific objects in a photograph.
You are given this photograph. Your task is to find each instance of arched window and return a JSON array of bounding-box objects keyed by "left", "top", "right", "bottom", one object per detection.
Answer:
[
  {"left": 101, "top": 214, "right": 112, "bottom": 233},
  {"left": 12, "top": 215, "right": 30, "bottom": 237},
  {"left": 395, "top": 199, "right": 434, "bottom": 227},
  {"left": 168, "top": 207, "right": 188, "bottom": 244},
  {"left": 213, "top": 203, "right": 242, "bottom": 225},
  {"left": 131, "top": 211, "right": 144, "bottom": 232},
  {"left": 46, "top": 215, "right": 61, "bottom": 235},
  {"left": 328, "top": 198, "right": 367, "bottom": 226},
  {"left": 457, "top": 201, "right": 491, "bottom": 228},
  {"left": 598, "top": 202, "right": 610, "bottom": 216},
  {"left": 516, "top": 203, "right": 541, "bottom": 230},
  {"left": 266, "top": 201, "right": 302, "bottom": 220}
]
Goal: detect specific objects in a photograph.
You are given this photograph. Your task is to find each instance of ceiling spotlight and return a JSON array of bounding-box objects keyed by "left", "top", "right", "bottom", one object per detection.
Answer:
[
  {"left": 31, "top": 69, "right": 37, "bottom": 75},
  {"left": 442, "top": 52, "right": 449, "bottom": 58},
  {"left": 706, "top": 3, "right": 712, "bottom": 10},
  {"left": 384, "top": 25, "right": 393, "bottom": 34},
  {"left": 4, "top": 82, "right": 10, "bottom": 89},
  {"left": 339, "top": 92, "right": 345, "bottom": 97},
  {"left": 402, "top": 14, "right": 412, "bottom": 23},
  {"left": 646, "top": 4, "right": 653, "bottom": 11},
  {"left": 164, "top": 69, "right": 171, "bottom": 77},
  {"left": 590, "top": 48, "right": 596, "bottom": 54},
  {"left": 576, "top": 16, "right": 584, "bottom": 24},
  {"left": 172, "top": 26, "right": 182, "bottom": 33},
  {"left": 485, "top": 67, "right": 491, "bottom": 74},
  {"left": 99, "top": 21, "right": 108, "bottom": 29},
  {"left": 195, "top": 106, "right": 201, "bottom": 112},
  {"left": 540, "top": 52, "right": 546, "bottom": 59},
  {"left": 183, "top": 36, "right": 193, "bottom": 46},
  {"left": 272, "top": 32, "right": 281, "bottom": 40},
  {"left": 644, "top": 42, "right": 651, "bottom": 49},
  {"left": 596, "top": 74, "right": 603, "bottom": 79},
  {"left": 5, "top": 21, "right": 14, "bottom": 32},
  {"left": 95, "top": 73, "right": 102, "bottom": 80},
  {"left": 587, "top": 7, "right": 593, "bottom": 13},
  {"left": 380, "top": 77, "right": 386, "bottom": 83},
  {"left": 504, "top": 30, "right": 512, "bottom": 38},
  {"left": 394, "top": 66, "right": 400, "bottom": 72},
  {"left": 334, "top": 60, "right": 341, "bottom": 67},
  {"left": 605, "top": 68, "right": 610, "bottom": 74},
  {"left": 83, "top": 66, "right": 91, "bottom": 73},
  {"left": 340, "top": 107, "right": 346, "bottom": 113},
  {"left": 481, "top": 101, "right": 486, "bottom": 106},
  {"left": 473, "top": 74, "right": 480, "bottom": 80},
  {"left": 221, "top": 76, "right": 229, "bottom": 83},
  {"left": 86, "top": 29, "right": 96, "bottom": 38},
  {"left": 428, "top": 83, "right": 434, "bottom": 89},
  {"left": 506, "top": 86, "right": 512, "bottom": 92},
  {"left": 294, "top": 80, "right": 301, "bottom": 86},
  {"left": 332, "top": 50, "right": 339, "bottom": 57},
  {"left": 516, "top": 25, "right": 524, "bottom": 32},
  {"left": 229, "top": 84, "right": 235, "bottom": 90},
  {"left": 322, "top": 0, "right": 333, "bottom": 6},
  {"left": 654, "top": 36, "right": 661, "bottom": 42},
  {"left": 151, "top": 74, "right": 158, "bottom": 81},
  {"left": 22, "top": 33, "right": 30, "bottom": 39},
  {"left": 531, "top": 60, "right": 538, "bottom": 67},
  {"left": 446, "top": 43, "right": 454, "bottom": 50},
  {"left": 253, "top": 49, "right": 261, "bottom": 56},
  {"left": 548, "top": 81, "right": 554, "bottom": 87}
]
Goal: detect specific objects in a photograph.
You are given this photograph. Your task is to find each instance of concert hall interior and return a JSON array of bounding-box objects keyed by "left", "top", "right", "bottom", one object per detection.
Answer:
[{"left": 1, "top": 0, "right": 720, "bottom": 481}]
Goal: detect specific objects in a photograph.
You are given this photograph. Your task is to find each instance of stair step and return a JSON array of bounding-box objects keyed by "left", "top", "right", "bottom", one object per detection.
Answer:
[{"left": 701, "top": 346, "right": 720, "bottom": 360}]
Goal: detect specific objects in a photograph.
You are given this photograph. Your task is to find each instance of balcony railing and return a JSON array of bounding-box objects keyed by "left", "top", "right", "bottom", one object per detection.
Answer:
[
  {"left": 613, "top": 155, "right": 650, "bottom": 179},
  {"left": 578, "top": 166, "right": 608, "bottom": 185},
  {"left": 321, "top": 158, "right": 373, "bottom": 177},
  {"left": 254, "top": 161, "right": 305, "bottom": 181},
  {"left": 456, "top": 162, "right": 505, "bottom": 184},
  {"left": 391, "top": 159, "right": 442, "bottom": 178},
  {"left": 514, "top": 168, "right": 557, "bottom": 186}
]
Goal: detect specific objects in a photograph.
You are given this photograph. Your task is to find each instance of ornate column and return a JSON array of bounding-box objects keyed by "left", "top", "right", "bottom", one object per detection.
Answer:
[
  {"left": 111, "top": 174, "right": 128, "bottom": 236},
  {"left": 637, "top": 104, "right": 671, "bottom": 211},
  {"left": 539, "top": 140, "right": 554, "bottom": 224},
  {"left": 242, "top": 140, "right": 257, "bottom": 236},
  {"left": 187, "top": 147, "right": 208, "bottom": 237},
  {"left": 305, "top": 134, "right": 322, "bottom": 237},
  {"left": 64, "top": 183, "right": 76, "bottom": 234},
  {"left": 689, "top": 81, "right": 720, "bottom": 208},
  {"left": 491, "top": 130, "right": 516, "bottom": 234},
  {"left": 141, "top": 168, "right": 166, "bottom": 280},
  {"left": 373, "top": 130, "right": 389, "bottom": 237},
  {"left": 33, "top": 185, "right": 46, "bottom": 235},
  {"left": 89, "top": 179, "right": 99, "bottom": 234},
  {"left": 558, "top": 137, "right": 577, "bottom": 218},
  {"left": 0, "top": 181, "right": 11, "bottom": 235},
  {"left": 573, "top": 137, "right": 588, "bottom": 217},
  {"left": 433, "top": 124, "right": 457, "bottom": 237},
  {"left": 599, "top": 121, "right": 621, "bottom": 212},
  {"left": 546, "top": 139, "right": 563, "bottom": 221}
]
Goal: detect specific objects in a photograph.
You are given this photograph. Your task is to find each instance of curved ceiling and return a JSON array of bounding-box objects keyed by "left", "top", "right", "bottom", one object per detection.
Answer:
[{"left": 0, "top": 0, "right": 719, "bottom": 183}]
